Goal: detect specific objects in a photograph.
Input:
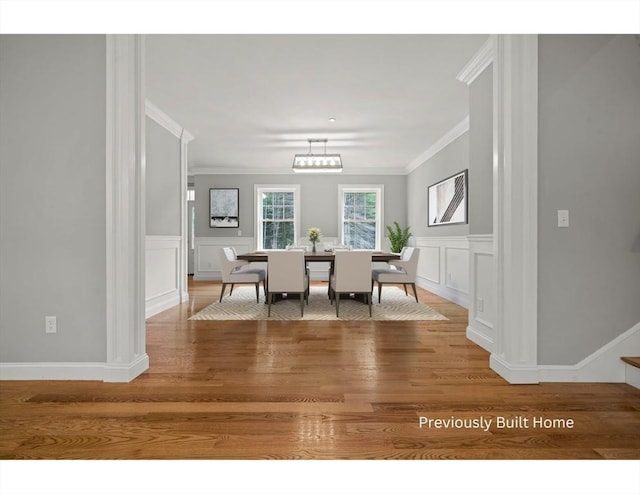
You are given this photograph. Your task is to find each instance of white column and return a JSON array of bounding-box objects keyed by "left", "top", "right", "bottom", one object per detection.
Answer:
[
  {"left": 490, "top": 35, "right": 539, "bottom": 383},
  {"left": 105, "top": 34, "right": 149, "bottom": 382}
]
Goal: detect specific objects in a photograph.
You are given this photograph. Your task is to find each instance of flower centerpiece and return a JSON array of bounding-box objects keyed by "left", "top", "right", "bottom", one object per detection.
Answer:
[{"left": 308, "top": 227, "right": 321, "bottom": 253}]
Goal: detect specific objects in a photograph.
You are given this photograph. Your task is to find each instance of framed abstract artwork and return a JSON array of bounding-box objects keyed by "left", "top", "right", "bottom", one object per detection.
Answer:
[
  {"left": 210, "top": 188, "right": 239, "bottom": 228},
  {"left": 427, "top": 170, "right": 468, "bottom": 227}
]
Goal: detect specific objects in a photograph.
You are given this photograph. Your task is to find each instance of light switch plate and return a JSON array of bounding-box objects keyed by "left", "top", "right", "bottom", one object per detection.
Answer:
[
  {"left": 558, "top": 210, "right": 569, "bottom": 228},
  {"left": 45, "top": 316, "right": 57, "bottom": 333}
]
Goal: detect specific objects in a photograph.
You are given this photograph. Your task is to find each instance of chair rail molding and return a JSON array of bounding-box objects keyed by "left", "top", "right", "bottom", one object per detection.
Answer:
[
  {"left": 490, "top": 34, "right": 539, "bottom": 384},
  {"left": 105, "top": 34, "right": 149, "bottom": 382}
]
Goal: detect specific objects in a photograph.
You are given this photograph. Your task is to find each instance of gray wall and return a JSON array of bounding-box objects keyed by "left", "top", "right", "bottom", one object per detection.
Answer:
[
  {"left": 146, "top": 117, "right": 181, "bottom": 236},
  {"left": 538, "top": 34, "right": 640, "bottom": 364},
  {"left": 468, "top": 66, "right": 493, "bottom": 235},
  {"left": 0, "top": 35, "right": 107, "bottom": 362},
  {"left": 194, "top": 174, "right": 406, "bottom": 241},
  {"left": 406, "top": 133, "right": 470, "bottom": 238}
]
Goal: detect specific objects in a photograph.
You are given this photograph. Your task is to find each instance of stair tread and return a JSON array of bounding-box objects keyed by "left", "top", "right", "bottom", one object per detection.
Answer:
[{"left": 621, "top": 357, "right": 640, "bottom": 368}]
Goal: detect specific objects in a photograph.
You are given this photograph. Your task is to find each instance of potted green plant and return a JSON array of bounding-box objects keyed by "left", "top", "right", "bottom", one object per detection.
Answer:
[{"left": 386, "top": 221, "right": 412, "bottom": 253}]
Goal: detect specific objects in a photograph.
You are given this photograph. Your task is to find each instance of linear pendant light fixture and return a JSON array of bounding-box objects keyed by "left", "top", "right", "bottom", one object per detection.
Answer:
[{"left": 292, "top": 138, "right": 342, "bottom": 173}]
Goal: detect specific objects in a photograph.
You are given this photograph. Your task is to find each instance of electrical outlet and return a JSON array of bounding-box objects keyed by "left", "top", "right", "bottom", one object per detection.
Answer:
[
  {"left": 45, "top": 316, "right": 57, "bottom": 334},
  {"left": 237, "top": 230, "right": 242, "bottom": 236},
  {"left": 477, "top": 298, "right": 484, "bottom": 312}
]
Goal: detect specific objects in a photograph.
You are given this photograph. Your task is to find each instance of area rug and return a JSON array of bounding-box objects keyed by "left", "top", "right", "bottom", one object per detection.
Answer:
[{"left": 189, "top": 285, "right": 448, "bottom": 321}]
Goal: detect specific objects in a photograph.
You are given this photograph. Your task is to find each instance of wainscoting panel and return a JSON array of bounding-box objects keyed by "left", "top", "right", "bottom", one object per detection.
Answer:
[
  {"left": 445, "top": 247, "right": 469, "bottom": 294},
  {"left": 467, "top": 234, "right": 495, "bottom": 352},
  {"left": 194, "top": 237, "right": 254, "bottom": 281},
  {"left": 145, "top": 236, "right": 181, "bottom": 318},
  {"left": 419, "top": 246, "right": 441, "bottom": 284},
  {"left": 414, "top": 236, "right": 469, "bottom": 308}
]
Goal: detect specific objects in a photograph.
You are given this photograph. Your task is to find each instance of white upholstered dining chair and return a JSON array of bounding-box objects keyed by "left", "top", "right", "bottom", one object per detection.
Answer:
[
  {"left": 330, "top": 250, "right": 373, "bottom": 317},
  {"left": 266, "top": 250, "right": 309, "bottom": 317},
  {"left": 371, "top": 246, "right": 420, "bottom": 303},
  {"left": 323, "top": 245, "right": 350, "bottom": 296},
  {"left": 218, "top": 247, "right": 266, "bottom": 303}
]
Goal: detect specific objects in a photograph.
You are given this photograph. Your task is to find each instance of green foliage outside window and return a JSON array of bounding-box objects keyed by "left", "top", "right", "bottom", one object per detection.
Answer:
[
  {"left": 343, "top": 191, "right": 377, "bottom": 249},
  {"left": 261, "top": 191, "right": 295, "bottom": 249}
]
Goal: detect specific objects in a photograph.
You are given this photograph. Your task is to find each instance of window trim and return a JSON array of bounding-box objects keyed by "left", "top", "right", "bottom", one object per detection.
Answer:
[
  {"left": 254, "top": 184, "right": 301, "bottom": 250},
  {"left": 338, "top": 184, "right": 384, "bottom": 251}
]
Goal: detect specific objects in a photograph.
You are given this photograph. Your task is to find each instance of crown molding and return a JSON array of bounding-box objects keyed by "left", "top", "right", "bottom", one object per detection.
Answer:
[
  {"left": 145, "top": 99, "right": 194, "bottom": 142},
  {"left": 404, "top": 116, "right": 469, "bottom": 174},
  {"left": 456, "top": 38, "right": 493, "bottom": 85}
]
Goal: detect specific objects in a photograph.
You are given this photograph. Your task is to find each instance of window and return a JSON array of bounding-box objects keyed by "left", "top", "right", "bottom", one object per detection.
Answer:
[
  {"left": 255, "top": 185, "right": 300, "bottom": 250},
  {"left": 339, "top": 185, "right": 384, "bottom": 250}
]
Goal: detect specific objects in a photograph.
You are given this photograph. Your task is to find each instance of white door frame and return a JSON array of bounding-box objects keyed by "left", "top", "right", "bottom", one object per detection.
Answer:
[{"left": 106, "top": 34, "right": 540, "bottom": 384}]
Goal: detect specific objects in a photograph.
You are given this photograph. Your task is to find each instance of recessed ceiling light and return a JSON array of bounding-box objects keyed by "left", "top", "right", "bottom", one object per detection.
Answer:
[{"left": 328, "top": 117, "right": 336, "bottom": 123}]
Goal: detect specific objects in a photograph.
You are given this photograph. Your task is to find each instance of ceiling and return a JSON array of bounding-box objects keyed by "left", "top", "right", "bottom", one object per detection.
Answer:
[{"left": 145, "top": 34, "right": 488, "bottom": 175}]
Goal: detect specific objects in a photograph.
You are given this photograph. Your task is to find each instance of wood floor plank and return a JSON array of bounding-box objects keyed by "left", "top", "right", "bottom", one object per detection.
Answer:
[{"left": 1, "top": 279, "right": 639, "bottom": 460}]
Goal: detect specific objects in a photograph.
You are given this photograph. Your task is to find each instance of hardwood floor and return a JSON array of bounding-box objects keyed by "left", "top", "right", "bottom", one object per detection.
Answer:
[{"left": 1, "top": 279, "right": 639, "bottom": 461}]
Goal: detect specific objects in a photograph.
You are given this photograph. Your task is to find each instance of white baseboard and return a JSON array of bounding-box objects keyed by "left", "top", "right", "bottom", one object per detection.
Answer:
[
  {"left": 0, "top": 353, "right": 149, "bottom": 382},
  {"left": 467, "top": 324, "right": 494, "bottom": 352},
  {"left": 538, "top": 322, "right": 640, "bottom": 383},
  {"left": 489, "top": 354, "right": 540, "bottom": 384},
  {"left": 103, "top": 353, "right": 149, "bottom": 382},
  {"left": 0, "top": 362, "right": 106, "bottom": 381},
  {"left": 490, "top": 322, "right": 640, "bottom": 384},
  {"left": 417, "top": 275, "right": 469, "bottom": 308},
  {"left": 146, "top": 293, "right": 181, "bottom": 319}
]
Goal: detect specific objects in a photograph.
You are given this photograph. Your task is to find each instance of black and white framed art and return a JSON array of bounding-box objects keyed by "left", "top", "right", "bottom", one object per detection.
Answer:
[
  {"left": 210, "top": 188, "right": 239, "bottom": 228},
  {"left": 427, "top": 170, "right": 468, "bottom": 227}
]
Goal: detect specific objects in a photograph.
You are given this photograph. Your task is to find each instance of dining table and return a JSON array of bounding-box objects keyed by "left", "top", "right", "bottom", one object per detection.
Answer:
[
  {"left": 236, "top": 250, "right": 401, "bottom": 304},
  {"left": 236, "top": 250, "right": 401, "bottom": 263}
]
